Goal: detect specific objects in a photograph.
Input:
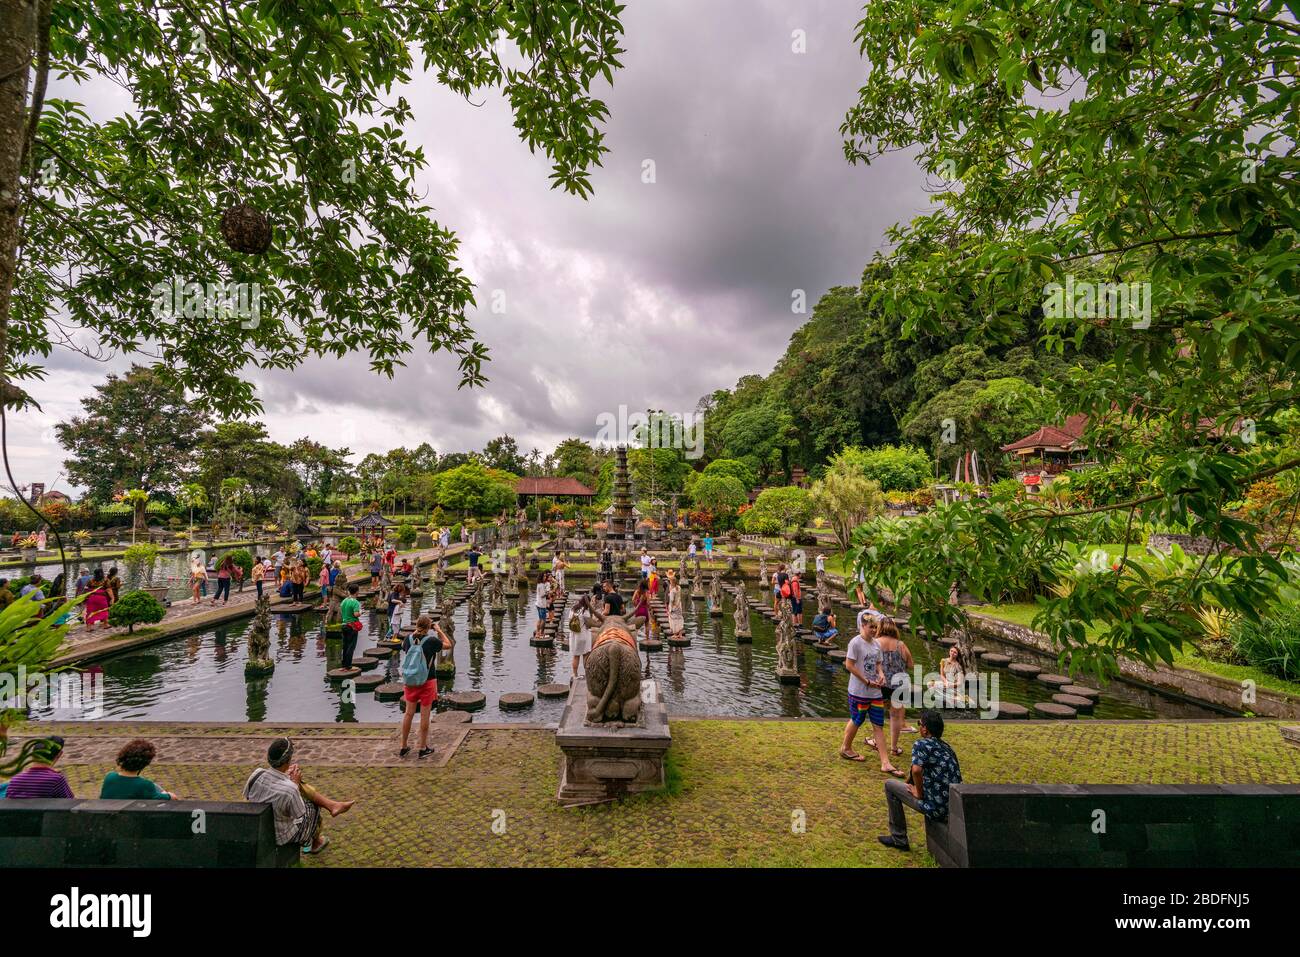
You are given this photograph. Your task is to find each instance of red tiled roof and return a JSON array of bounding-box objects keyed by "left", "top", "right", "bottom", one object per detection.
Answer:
[
  {"left": 514, "top": 477, "right": 596, "bottom": 496},
  {"left": 1002, "top": 415, "right": 1090, "bottom": 453}
]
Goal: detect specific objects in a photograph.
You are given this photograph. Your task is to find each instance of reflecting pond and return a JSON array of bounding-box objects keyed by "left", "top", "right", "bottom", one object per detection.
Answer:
[{"left": 33, "top": 576, "right": 1222, "bottom": 724}]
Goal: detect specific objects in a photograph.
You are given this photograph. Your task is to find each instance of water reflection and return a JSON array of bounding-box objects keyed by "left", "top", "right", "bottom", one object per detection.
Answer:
[{"left": 32, "top": 576, "right": 1222, "bottom": 724}]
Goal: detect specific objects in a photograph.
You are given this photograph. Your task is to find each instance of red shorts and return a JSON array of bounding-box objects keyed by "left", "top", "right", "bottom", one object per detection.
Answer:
[{"left": 403, "top": 680, "right": 438, "bottom": 707}]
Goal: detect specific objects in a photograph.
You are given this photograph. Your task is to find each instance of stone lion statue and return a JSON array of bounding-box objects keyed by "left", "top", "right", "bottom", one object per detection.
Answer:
[{"left": 585, "top": 617, "right": 643, "bottom": 723}]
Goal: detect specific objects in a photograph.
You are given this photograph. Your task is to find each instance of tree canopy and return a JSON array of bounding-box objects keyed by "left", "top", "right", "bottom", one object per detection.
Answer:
[{"left": 2, "top": 1, "right": 627, "bottom": 412}]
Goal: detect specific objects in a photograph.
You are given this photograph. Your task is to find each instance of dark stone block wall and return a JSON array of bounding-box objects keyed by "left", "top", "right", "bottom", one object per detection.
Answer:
[
  {"left": 0, "top": 800, "right": 299, "bottom": 868},
  {"left": 928, "top": 784, "right": 1300, "bottom": 867}
]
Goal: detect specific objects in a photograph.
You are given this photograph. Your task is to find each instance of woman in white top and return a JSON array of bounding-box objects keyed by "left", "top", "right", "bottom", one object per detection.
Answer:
[{"left": 567, "top": 596, "right": 598, "bottom": 678}]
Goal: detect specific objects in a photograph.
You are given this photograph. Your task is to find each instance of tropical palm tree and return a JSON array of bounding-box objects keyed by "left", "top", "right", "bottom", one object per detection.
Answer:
[{"left": 177, "top": 483, "right": 209, "bottom": 534}]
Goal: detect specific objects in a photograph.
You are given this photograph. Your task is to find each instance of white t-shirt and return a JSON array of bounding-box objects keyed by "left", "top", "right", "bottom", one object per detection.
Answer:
[
  {"left": 687, "top": 543, "right": 696, "bottom": 556},
  {"left": 640, "top": 554, "right": 651, "bottom": 573},
  {"left": 846, "top": 636, "right": 883, "bottom": 699},
  {"left": 535, "top": 582, "right": 550, "bottom": 607},
  {"left": 815, "top": 555, "right": 825, "bottom": 573}
]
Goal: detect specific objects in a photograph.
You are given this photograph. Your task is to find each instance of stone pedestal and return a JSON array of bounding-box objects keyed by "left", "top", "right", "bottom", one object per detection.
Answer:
[{"left": 556, "top": 677, "right": 671, "bottom": 807}]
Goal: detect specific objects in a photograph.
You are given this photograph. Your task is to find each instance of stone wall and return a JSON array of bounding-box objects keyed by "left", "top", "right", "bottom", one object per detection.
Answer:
[
  {"left": 0, "top": 799, "right": 299, "bottom": 868},
  {"left": 965, "top": 613, "right": 1300, "bottom": 719},
  {"left": 933, "top": 784, "right": 1300, "bottom": 867},
  {"left": 1147, "top": 532, "right": 1224, "bottom": 555}
]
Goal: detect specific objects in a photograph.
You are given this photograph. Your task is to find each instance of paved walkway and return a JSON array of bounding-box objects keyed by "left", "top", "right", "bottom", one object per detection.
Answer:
[
  {"left": 54, "top": 542, "right": 469, "bottom": 666},
  {"left": 23, "top": 717, "right": 1300, "bottom": 867}
]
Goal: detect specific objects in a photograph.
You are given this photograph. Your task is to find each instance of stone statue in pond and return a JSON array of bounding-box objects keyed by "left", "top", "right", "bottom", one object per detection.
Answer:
[
  {"left": 585, "top": 617, "right": 643, "bottom": 723},
  {"left": 244, "top": 595, "right": 274, "bottom": 677},
  {"left": 775, "top": 597, "right": 799, "bottom": 677},
  {"left": 733, "top": 590, "right": 751, "bottom": 637},
  {"left": 758, "top": 554, "right": 768, "bottom": 590},
  {"left": 324, "top": 568, "right": 349, "bottom": 627}
]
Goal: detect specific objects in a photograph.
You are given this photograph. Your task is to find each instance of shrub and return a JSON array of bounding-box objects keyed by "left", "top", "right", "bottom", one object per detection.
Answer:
[
  {"left": 1231, "top": 607, "right": 1300, "bottom": 681},
  {"left": 306, "top": 556, "right": 324, "bottom": 580},
  {"left": 227, "top": 548, "right": 254, "bottom": 579},
  {"left": 338, "top": 536, "right": 361, "bottom": 557},
  {"left": 449, "top": 522, "right": 462, "bottom": 542},
  {"left": 396, "top": 523, "right": 417, "bottom": 546},
  {"left": 108, "top": 591, "right": 166, "bottom": 634},
  {"left": 833, "top": 444, "right": 932, "bottom": 492},
  {"left": 122, "top": 543, "right": 159, "bottom": 566}
]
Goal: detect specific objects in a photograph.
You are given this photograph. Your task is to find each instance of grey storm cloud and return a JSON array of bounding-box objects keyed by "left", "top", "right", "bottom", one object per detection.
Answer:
[{"left": 13, "top": 0, "right": 933, "bottom": 492}]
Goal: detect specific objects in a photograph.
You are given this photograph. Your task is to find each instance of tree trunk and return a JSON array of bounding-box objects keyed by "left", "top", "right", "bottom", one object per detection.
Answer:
[
  {"left": 0, "top": 0, "right": 41, "bottom": 381},
  {"left": 133, "top": 497, "right": 147, "bottom": 532}
]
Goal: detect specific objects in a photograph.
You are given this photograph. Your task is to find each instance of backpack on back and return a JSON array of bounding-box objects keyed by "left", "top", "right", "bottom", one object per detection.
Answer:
[{"left": 400, "top": 635, "right": 431, "bottom": 686}]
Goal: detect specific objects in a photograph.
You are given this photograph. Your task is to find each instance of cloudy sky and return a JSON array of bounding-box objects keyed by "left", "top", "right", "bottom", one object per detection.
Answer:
[{"left": 14, "top": 0, "right": 932, "bottom": 495}]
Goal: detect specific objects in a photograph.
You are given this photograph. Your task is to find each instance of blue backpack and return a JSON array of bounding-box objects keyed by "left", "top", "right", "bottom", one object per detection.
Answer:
[{"left": 400, "top": 635, "right": 430, "bottom": 686}]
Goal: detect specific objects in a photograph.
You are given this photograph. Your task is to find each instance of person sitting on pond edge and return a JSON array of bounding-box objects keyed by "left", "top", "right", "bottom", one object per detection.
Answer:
[{"left": 878, "top": 709, "right": 963, "bottom": 852}]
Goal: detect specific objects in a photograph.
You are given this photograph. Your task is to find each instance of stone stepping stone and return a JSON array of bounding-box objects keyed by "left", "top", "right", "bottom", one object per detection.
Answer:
[
  {"left": 363, "top": 646, "right": 394, "bottom": 659},
  {"left": 639, "top": 639, "right": 663, "bottom": 651},
  {"left": 667, "top": 636, "right": 691, "bottom": 646},
  {"left": 354, "top": 673, "right": 386, "bottom": 692},
  {"left": 444, "top": 691, "right": 486, "bottom": 711},
  {"left": 814, "top": 642, "right": 836, "bottom": 653},
  {"left": 327, "top": 667, "right": 361, "bottom": 681},
  {"left": 433, "top": 660, "right": 456, "bottom": 677},
  {"left": 1036, "top": 673, "right": 1072, "bottom": 688},
  {"left": 500, "top": 692, "right": 535, "bottom": 711},
  {"left": 353, "top": 656, "right": 379, "bottom": 671},
  {"left": 433, "top": 709, "right": 471, "bottom": 724},
  {"left": 537, "top": 683, "right": 570, "bottom": 699},
  {"left": 1008, "top": 662, "right": 1042, "bottom": 678},
  {"left": 937, "top": 635, "right": 959, "bottom": 647},
  {"left": 827, "top": 649, "right": 847, "bottom": 662},
  {"left": 970, "top": 646, "right": 988, "bottom": 656},
  {"left": 529, "top": 636, "right": 554, "bottom": 647},
  {"left": 1033, "top": 701, "right": 1077, "bottom": 719},
  {"left": 981, "top": 653, "right": 1012, "bottom": 667},
  {"left": 1061, "top": 684, "right": 1100, "bottom": 700},
  {"left": 1052, "top": 692, "right": 1095, "bottom": 712},
  {"left": 993, "top": 702, "right": 1029, "bottom": 719},
  {"left": 376, "top": 683, "right": 405, "bottom": 701}
]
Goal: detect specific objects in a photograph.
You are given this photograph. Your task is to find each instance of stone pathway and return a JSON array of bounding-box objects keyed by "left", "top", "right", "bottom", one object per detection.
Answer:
[
  {"left": 54, "top": 542, "right": 470, "bottom": 665},
  {"left": 12, "top": 726, "right": 469, "bottom": 768}
]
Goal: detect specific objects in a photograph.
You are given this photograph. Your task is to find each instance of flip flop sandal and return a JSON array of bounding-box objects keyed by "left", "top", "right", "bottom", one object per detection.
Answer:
[
  {"left": 839, "top": 750, "right": 866, "bottom": 762},
  {"left": 891, "top": 747, "right": 904, "bottom": 756},
  {"left": 885, "top": 767, "right": 907, "bottom": 779},
  {"left": 303, "top": 836, "right": 331, "bottom": 855}
]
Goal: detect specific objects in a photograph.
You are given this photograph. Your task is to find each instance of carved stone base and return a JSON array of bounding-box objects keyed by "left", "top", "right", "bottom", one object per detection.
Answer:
[
  {"left": 776, "top": 668, "right": 801, "bottom": 685},
  {"left": 556, "top": 677, "right": 671, "bottom": 807}
]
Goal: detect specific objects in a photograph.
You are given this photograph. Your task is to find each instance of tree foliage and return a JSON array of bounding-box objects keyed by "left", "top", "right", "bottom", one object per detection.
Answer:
[
  {"left": 5, "top": 1, "right": 627, "bottom": 411},
  {"left": 843, "top": 0, "right": 1300, "bottom": 675}
]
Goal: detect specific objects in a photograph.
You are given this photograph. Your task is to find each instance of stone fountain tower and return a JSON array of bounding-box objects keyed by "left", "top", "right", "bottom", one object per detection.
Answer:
[{"left": 611, "top": 445, "right": 636, "bottom": 540}]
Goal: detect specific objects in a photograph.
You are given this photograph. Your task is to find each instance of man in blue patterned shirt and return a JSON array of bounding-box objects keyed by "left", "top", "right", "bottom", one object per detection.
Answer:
[{"left": 878, "top": 709, "right": 962, "bottom": 851}]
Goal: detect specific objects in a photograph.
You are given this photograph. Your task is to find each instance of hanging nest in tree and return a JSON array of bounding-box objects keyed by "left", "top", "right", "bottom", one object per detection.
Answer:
[{"left": 220, "top": 202, "right": 273, "bottom": 254}]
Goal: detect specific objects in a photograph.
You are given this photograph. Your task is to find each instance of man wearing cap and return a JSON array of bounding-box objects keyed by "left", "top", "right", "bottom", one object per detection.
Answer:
[{"left": 243, "top": 737, "right": 354, "bottom": 854}]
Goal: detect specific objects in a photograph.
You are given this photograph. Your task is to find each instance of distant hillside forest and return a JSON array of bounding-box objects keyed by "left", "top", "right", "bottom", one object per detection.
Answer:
[{"left": 697, "top": 262, "right": 1111, "bottom": 485}]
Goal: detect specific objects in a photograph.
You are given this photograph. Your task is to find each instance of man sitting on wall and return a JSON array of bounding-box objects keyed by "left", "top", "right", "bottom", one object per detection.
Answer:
[
  {"left": 877, "top": 709, "right": 962, "bottom": 851},
  {"left": 243, "top": 737, "right": 355, "bottom": 855}
]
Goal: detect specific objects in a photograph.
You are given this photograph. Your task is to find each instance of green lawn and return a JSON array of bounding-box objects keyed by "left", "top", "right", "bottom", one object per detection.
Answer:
[{"left": 36, "top": 718, "right": 1300, "bottom": 868}]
